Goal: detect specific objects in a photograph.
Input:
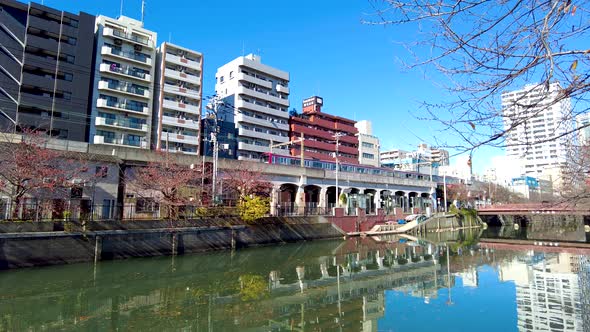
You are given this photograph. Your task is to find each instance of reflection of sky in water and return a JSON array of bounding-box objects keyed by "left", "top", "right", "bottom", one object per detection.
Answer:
[
  {"left": 0, "top": 237, "right": 588, "bottom": 331},
  {"left": 379, "top": 265, "right": 518, "bottom": 332}
]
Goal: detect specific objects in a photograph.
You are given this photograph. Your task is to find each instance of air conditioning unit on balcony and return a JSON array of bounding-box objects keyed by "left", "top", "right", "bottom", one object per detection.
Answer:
[{"left": 114, "top": 39, "right": 122, "bottom": 45}]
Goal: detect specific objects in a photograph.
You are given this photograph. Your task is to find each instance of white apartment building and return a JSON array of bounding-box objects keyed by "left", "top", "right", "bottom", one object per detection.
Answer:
[
  {"left": 381, "top": 143, "right": 449, "bottom": 175},
  {"left": 502, "top": 83, "right": 574, "bottom": 176},
  {"left": 153, "top": 42, "right": 202, "bottom": 155},
  {"left": 576, "top": 112, "right": 590, "bottom": 145},
  {"left": 500, "top": 254, "right": 586, "bottom": 332},
  {"left": 89, "top": 16, "right": 157, "bottom": 149},
  {"left": 215, "top": 54, "right": 290, "bottom": 161},
  {"left": 355, "top": 120, "right": 380, "bottom": 167}
]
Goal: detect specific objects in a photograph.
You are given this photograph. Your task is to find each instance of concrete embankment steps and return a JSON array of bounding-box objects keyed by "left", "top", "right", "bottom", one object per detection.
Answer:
[{"left": 355, "top": 213, "right": 477, "bottom": 236}]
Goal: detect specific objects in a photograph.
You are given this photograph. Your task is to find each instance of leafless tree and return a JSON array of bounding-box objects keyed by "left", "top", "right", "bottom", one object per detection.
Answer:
[
  {"left": 127, "top": 152, "right": 205, "bottom": 219},
  {"left": 364, "top": 0, "right": 590, "bottom": 153}
]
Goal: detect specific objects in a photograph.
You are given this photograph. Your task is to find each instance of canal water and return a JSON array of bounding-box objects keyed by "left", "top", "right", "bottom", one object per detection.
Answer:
[{"left": 1, "top": 233, "right": 589, "bottom": 331}]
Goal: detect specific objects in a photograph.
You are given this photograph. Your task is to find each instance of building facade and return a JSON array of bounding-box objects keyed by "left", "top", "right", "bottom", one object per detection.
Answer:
[
  {"left": 509, "top": 175, "right": 553, "bottom": 200},
  {"left": 381, "top": 143, "right": 449, "bottom": 175},
  {"left": 289, "top": 96, "right": 359, "bottom": 165},
  {"left": 0, "top": 0, "right": 96, "bottom": 141},
  {"left": 502, "top": 83, "right": 574, "bottom": 176},
  {"left": 355, "top": 120, "right": 379, "bottom": 167},
  {"left": 576, "top": 112, "right": 590, "bottom": 145},
  {"left": 153, "top": 42, "right": 202, "bottom": 155},
  {"left": 89, "top": 15, "right": 157, "bottom": 149},
  {"left": 215, "top": 54, "right": 290, "bottom": 161}
]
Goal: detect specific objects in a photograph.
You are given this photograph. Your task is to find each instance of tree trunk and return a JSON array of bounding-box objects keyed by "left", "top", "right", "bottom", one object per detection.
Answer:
[{"left": 11, "top": 195, "right": 22, "bottom": 220}]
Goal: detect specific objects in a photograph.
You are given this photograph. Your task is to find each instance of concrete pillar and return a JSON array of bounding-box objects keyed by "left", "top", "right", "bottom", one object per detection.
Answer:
[
  {"left": 296, "top": 266, "right": 306, "bottom": 293},
  {"left": 296, "top": 185, "right": 305, "bottom": 214},
  {"left": 319, "top": 186, "right": 328, "bottom": 211},
  {"left": 373, "top": 191, "right": 381, "bottom": 215},
  {"left": 376, "top": 250, "right": 384, "bottom": 269},
  {"left": 404, "top": 193, "right": 410, "bottom": 213},
  {"left": 320, "top": 263, "right": 329, "bottom": 279},
  {"left": 270, "top": 185, "right": 280, "bottom": 216},
  {"left": 269, "top": 270, "right": 280, "bottom": 289}
]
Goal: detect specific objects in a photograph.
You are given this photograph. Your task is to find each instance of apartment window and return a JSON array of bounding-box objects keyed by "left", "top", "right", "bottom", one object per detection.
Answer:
[
  {"left": 136, "top": 198, "right": 158, "bottom": 213},
  {"left": 229, "top": 71, "right": 234, "bottom": 79},
  {"left": 95, "top": 166, "right": 108, "bottom": 178},
  {"left": 362, "top": 142, "right": 374, "bottom": 149},
  {"left": 362, "top": 153, "right": 374, "bottom": 159},
  {"left": 219, "top": 76, "right": 224, "bottom": 83}
]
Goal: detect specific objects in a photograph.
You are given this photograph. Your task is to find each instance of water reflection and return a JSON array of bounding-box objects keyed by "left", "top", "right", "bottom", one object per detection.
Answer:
[{"left": 0, "top": 233, "right": 589, "bottom": 331}]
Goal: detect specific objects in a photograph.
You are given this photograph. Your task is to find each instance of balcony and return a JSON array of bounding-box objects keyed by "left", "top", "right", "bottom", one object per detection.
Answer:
[
  {"left": 101, "top": 46, "right": 152, "bottom": 66},
  {"left": 237, "top": 73, "right": 272, "bottom": 89},
  {"left": 335, "top": 122, "right": 358, "bottom": 135},
  {"left": 93, "top": 135, "right": 148, "bottom": 149},
  {"left": 95, "top": 116, "right": 148, "bottom": 132},
  {"left": 103, "top": 27, "right": 154, "bottom": 48},
  {"left": 165, "top": 69, "right": 201, "bottom": 85},
  {"left": 163, "top": 84, "right": 200, "bottom": 99},
  {"left": 162, "top": 99, "right": 200, "bottom": 114},
  {"left": 237, "top": 142, "right": 269, "bottom": 154},
  {"left": 98, "top": 81, "right": 150, "bottom": 99},
  {"left": 162, "top": 132, "right": 200, "bottom": 145},
  {"left": 276, "top": 84, "right": 290, "bottom": 94},
  {"left": 164, "top": 147, "right": 198, "bottom": 155},
  {"left": 161, "top": 115, "right": 200, "bottom": 130},
  {"left": 237, "top": 86, "right": 289, "bottom": 107},
  {"left": 165, "top": 53, "right": 201, "bottom": 69},
  {"left": 99, "top": 63, "right": 151, "bottom": 82},
  {"left": 235, "top": 99, "right": 288, "bottom": 119},
  {"left": 235, "top": 113, "right": 288, "bottom": 131},
  {"left": 238, "top": 127, "right": 289, "bottom": 143},
  {"left": 96, "top": 98, "right": 149, "bottom": 116}
]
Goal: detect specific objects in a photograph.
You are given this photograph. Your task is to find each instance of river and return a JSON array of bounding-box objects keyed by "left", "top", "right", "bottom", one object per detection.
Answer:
[{"left": 0, "top": 231, "right": 589, "bottom": 331}]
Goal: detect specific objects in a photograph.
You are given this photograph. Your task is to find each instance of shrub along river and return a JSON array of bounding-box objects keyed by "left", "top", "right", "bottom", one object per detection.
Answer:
[{"left": 0, "top": 228, "right": 589, "bottom": 331}]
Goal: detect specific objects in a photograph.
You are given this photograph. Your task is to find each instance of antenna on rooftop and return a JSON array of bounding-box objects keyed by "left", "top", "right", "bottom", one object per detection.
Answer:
[
  {"left": 119, "top": 0, "right": 123, "bottom": 18},
  {"left": 141, "top": 0, "right": 146, "bottom": 24},
  {"left": 169, "top": 32, "right": 172, "bottom": 43}
]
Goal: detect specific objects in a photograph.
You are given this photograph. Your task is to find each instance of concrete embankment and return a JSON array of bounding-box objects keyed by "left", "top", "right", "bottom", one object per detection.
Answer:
[{"left": 0, "top": 217, "right": 345, "bottom": 270}]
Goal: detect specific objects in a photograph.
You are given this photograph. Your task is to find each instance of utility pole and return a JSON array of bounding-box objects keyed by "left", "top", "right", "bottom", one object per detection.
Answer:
[
  {"left": 206, "top": 95, "right": 221, "bottom": 205},
  {"left": 443, "top": 172, "right": 448, "bottom": 212},
  {"left": 333, "top": 132, "right": 344, "bottom": 207},
  {"left": 269, "top": 133, "right": 305, "bottom": 166}
]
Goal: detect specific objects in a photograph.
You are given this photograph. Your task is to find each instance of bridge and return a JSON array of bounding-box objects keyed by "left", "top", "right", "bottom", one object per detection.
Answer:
[{"left": 478, "top": 203, "right": 590, "bottom": 215}]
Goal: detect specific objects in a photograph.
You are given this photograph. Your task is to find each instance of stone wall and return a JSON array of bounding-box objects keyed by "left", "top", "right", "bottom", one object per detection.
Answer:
[{"left": 0, "top": 220, "right": 345, "bottom": 270}]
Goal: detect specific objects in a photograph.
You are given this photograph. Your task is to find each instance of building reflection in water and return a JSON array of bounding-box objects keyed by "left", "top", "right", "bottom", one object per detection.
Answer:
[
  {"left": 499, "top": 252, "right": 590, "bottom": 332},
  {"left": 0, "top": 234, "right": 589, "bottom": 332}
]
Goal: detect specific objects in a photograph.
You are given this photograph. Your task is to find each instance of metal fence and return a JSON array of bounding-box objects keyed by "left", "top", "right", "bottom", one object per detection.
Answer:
[{"left": 0, "top": 201, "right": 242, "bottom": 222}]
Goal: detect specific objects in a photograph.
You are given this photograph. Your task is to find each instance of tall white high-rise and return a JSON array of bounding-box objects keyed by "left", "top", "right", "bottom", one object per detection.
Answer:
[
  {"left": 153, "top": 42, "right": 203, "bottom": 155},
  {"left": 575, "top": 113, "right": 590, "bottom": 145},
  {"left": 215, "top": 54, "right": 290, "bottom": 161},
  {"left": 90, "top": 15, "right": 157, "bottom": 149},
  {"left": 502, "top": 83, "right": 574, "bottom": 176}
]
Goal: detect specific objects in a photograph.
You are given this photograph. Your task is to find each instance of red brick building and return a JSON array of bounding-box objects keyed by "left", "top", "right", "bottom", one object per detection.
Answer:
[{"left": 289, "top": 96, "right": 359, "bottom": 164}]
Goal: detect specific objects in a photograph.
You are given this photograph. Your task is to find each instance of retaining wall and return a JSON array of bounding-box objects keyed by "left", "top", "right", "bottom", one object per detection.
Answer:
[{"left": 0, "top": 219, "right": 345, "bottom": 270}]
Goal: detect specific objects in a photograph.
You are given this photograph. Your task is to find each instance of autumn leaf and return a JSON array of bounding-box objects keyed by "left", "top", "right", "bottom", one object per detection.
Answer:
[
  {"left": 469, "top": 122, "right": 476, "bottom": 130},
  {"left": 571, "top": 60, "right": 578, "bottom": 71}
]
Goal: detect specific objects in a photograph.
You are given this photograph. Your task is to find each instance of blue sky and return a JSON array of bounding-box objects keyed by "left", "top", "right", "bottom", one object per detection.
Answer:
[
  {"left": 378, "top": 266, "right": 518, "bottom": 331},
  {"left": 38, "top": 0, "right": 502, "bottom": 172}
]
